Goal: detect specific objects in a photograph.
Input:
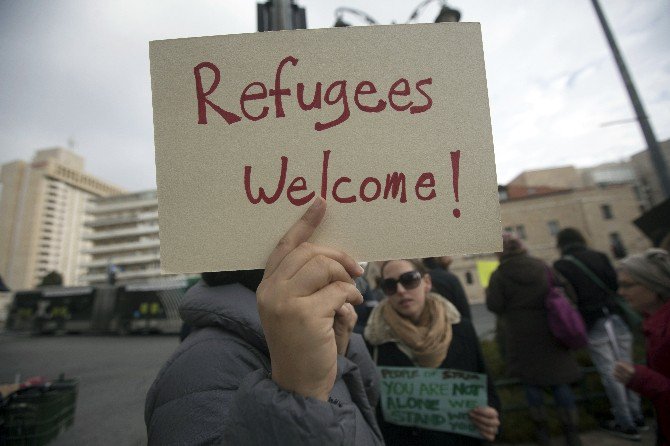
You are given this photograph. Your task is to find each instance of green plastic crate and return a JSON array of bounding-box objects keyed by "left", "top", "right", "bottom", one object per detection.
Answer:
[{"left": 0, "top": 378, "right": 78, "bottom": 446}]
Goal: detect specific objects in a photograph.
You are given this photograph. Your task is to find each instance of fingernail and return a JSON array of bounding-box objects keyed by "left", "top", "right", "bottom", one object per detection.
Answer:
[
  {"left": 357, "top": 264, "right": 364, "bottom": 274},
  {"left": 310, "top": 196, "right": 323, "bottom": 210}
]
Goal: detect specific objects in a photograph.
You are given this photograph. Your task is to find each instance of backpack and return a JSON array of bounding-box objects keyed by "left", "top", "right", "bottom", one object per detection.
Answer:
[{"left": 544, "top": 266, "right": 588, "bottom": 349}]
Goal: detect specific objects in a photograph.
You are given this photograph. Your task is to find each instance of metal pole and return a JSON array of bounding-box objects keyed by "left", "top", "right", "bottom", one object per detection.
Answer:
[
  {"left": 591, "top": 0, "right": 670, "bottom": 199},
  {"left": 272, "top": 0, "right": 294, "bottom": 30}
]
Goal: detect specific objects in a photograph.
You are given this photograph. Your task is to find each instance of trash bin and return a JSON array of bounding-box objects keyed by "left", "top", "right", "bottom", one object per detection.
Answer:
[{"left": 0, "top": 377, "right": 78, "bottom": 446}]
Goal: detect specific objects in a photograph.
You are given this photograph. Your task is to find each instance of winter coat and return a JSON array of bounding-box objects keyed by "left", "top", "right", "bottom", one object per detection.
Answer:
[
  {"left": 627, "top": 300, "right": 670, "bottom": 446},
  {"left": 428, "top": 267, "right": 472, "bottom": 320},
  {"left": 145, "top": 281, "right": 384, "bottom": 445},
  {"left": 554, "top": 244, "right": 619, "bottom": 330},
  {"left": 364, "top": 293, "right": 500, "bottom": 446},
  {"left": 486, "top": 253, "right": 582, "bottom": 386}
]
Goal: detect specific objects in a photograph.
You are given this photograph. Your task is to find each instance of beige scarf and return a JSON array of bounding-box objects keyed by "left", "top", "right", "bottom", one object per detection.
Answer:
[{"left": 379, "top": 294, "right": 454, "bottom": 368}]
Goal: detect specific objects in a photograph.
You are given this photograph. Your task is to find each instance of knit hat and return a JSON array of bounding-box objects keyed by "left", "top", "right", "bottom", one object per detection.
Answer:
[
  {"left": 502, "top": 232, "right": 527, "bottom": 257},
  {"left": 620, "top": 249, "right": 670, "bottom": 301}
]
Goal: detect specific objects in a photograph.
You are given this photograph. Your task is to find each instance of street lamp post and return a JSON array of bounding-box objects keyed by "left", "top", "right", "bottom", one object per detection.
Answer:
[
  {"left": 334, "top": 0, "right": 460, "bottom": 27},
  {"left": 257, "top": 0, "right": 307, "bottom": 32},
  {"left": 591, "top": 0, "right": 670, "bottom": 199}
]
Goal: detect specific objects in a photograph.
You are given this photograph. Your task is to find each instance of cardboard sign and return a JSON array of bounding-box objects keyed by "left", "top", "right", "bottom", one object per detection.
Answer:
[
  {"left": 379, "top": 366, "right": 487, "bottom": 438},
  {"left": 150, "top": 23, "right": 501, "bottom": 273}
]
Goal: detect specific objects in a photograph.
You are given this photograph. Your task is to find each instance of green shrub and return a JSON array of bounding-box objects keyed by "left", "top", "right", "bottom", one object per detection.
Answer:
[{"left": 480, "top": 333, "right": 651, "bottom": 443}]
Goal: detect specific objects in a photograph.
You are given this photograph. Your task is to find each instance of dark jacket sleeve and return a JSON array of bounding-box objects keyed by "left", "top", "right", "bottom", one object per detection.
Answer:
[
  {"left": 346, "top": 333, "right": 381, "bottom": 409},
  {"left": 145, "top": 330, "right": 383, "bottom": 446},
  {"left": 472, "top": 325, "right": 501, "bottom": 413},
  {"left": 598, "top": 252, "right": 619, "bottom": 292},
  {"left": 552, "top": 268, "right": 577, "bottom": 303},
  {"left": 223, "top": 369, "right": 380, "bottom": 445},
  {"left": 446, "top": 274, "right": 472, "bottom": 320},
  {"left": 485, "top": 271, "right": 506, "bottom": 314},
  {"left": 628, "top": 364, "right": 670, "bottom": 404}
]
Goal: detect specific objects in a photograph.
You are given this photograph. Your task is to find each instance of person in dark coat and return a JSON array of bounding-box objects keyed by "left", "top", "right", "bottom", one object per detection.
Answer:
[
  {"left": 554, "top": 228, "right": 644, "bottom": 441},
  {"left": 145, "top": 198, "right": 384, "bottom": 445},
  {"left": 487, "top": 233, "right": 582, "bottom": 446},
  {"left": 365, "top": 259, "right": 500, "bottom": 446},
  {"left": 423, "top": 256, "right": 472, "bottom": 320},
  {"left": 615, "top": 249, "right": 670, "bottom": 446}
]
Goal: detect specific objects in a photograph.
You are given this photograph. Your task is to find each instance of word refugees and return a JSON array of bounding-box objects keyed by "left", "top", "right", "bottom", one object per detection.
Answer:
[{"left": 194, "top": 56, "right": 434, "bottom": 132}]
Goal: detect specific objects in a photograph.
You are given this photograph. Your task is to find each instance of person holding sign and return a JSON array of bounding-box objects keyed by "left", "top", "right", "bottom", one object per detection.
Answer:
[
  {"left": 145, "top": 198, "right": 384, "bottom": 445},
  {"left": 486, "top": 233, "right": 583, "bottom": 446},
  {"left": 364, "top": 259, "right": 500, "bottom": 445}
]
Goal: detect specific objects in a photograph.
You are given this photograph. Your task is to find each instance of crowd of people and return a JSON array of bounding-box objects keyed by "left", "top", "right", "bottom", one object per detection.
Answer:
[{"left": 144, "top": 198, "right": 669, "bottom": 446}]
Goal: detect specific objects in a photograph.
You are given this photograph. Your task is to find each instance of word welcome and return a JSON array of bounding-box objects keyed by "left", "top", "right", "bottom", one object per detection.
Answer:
[
  {"left": 243, "top": 149, "right": 462, "bottom": 217},
  {"left": 194, "top": 56, "right": 434, "bottom": 131}
]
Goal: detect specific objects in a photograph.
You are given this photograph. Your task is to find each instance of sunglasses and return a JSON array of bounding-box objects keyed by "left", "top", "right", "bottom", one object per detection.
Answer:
[{"left": 380, "top": 270, "right": 423, "bottom": 296}]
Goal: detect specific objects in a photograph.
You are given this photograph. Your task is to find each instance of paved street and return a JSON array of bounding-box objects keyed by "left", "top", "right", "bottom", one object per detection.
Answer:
[{"left": 1, "top": 333, "right": 178, "bottom": 445}]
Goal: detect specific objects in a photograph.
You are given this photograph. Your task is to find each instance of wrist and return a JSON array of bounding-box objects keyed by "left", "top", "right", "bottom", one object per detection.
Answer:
[{"left": 271, "top": 366, "right": 330, "bottom": 401}]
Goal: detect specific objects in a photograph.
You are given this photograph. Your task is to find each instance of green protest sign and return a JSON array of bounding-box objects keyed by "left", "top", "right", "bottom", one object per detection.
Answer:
[{"left": 379, "top": 366, "right": 487, "bottom": 438}]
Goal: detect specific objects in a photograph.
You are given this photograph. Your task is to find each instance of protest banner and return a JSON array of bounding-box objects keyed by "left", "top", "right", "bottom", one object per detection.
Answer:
[
  {"left": 149, "top": 23, "right": 500, "bottom": 273},
  {"left": 379, "top": 366, "right": 487, "bottom": 438}
]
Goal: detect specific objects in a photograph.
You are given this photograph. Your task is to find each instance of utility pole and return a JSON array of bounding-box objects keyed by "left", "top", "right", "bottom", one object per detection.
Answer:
[
  {"left": 257, "top": 0, "right": 306, "bottom": 32},
  {"left": 591, "top": 0, "right": 670, "bottom": 199}
]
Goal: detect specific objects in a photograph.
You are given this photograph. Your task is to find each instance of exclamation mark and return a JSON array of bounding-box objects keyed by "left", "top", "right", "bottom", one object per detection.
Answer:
[{"left": 451, "top": 150, "right": 461, "bottom": 218}]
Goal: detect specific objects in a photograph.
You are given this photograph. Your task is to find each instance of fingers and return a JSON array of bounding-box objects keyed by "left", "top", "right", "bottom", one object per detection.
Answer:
[
  {"left": 335, "top": 303, "right": 356, "bottom": 318},
  {"left": 334, "top": 303, "right": 357, "bottom": 328},
  {"left": 276, "top": 243, "right": 362, "bottom": 285},
  {"left": 469, "top": 407, "right": 500, "bottom": 441},
  {"left": 264, "top": 197, "right": 326, "bottom": 278},
  {"left": 311, "top": 281, "right": 364, "bottom": 314},
  {"left": 288, "top": 253, "right": 356, "bottom": 297},
  {"left": 614, "top": 361, "right": 634, "bottom": 384}
]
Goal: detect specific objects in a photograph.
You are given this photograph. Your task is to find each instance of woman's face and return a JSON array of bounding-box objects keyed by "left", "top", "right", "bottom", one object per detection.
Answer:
[
  {"left": 618, "top": 270, "right": 663, "bottom": 315},
  {"left": 382, "top": 260, "right": 431, "bottom": 323}
]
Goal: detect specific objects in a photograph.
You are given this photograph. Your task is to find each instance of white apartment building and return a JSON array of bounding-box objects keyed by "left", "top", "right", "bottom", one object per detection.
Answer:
[
  {"left": 82, "top": 190, "right": 181, "bottom": 285},
  {"left": 0, "top": 148, "right": 124, "bottom": 289}
]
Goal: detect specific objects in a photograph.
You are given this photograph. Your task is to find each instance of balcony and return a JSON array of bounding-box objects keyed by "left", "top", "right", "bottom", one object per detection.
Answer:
[
  {"left": 86, "top": 211, "right": 159, "bottom": 228},
  {"left": 82, "top": 239, "right": 160, "bottom": 255},
  {"left": 81, "top": 267, "right": 163, "bottom": 284},
  {"left": 81, "top": 253, "right": 160, "bottom": 269},
  {"left": 86, "top": 198, "right": 157, "bottom": 215},
  {"left": 84, "top": 225, "right": 158, "bottom": 241}
]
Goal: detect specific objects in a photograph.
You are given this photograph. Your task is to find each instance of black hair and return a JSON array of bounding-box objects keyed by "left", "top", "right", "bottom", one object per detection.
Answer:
[
  {"left": 381, "top": 259, "right": 428, "bottom": 279},
  {"left": 201, "top": 269, "right": 265, "bottom": 292},
  {"left": 556, "top": 228, "right": 587, "bottom": 249}
]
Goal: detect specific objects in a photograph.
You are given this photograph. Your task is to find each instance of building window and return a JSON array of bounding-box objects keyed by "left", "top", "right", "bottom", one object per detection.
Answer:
[
  {"left": 609, "top": 232, "right": 627, "bottom": 259},
  {"left": 516, "top": 225, "right": 527, "bottom": 239},
  {"left": 504, "top": 226, "right": 513, "bottom": 234},
  {"left": 465, "top": 271, "right": 473, "bottom": 285},
  {"left": 548, "top": 220, "right": 560, "bottom": 236},
  {"left": 601, "top": 204, "right": 613, "bottom": 220}
]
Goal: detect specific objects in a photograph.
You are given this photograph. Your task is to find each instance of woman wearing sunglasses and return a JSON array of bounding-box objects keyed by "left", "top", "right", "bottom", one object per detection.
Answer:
[{"left": 364, "top": 259, "right": 501, "bottom": 445}]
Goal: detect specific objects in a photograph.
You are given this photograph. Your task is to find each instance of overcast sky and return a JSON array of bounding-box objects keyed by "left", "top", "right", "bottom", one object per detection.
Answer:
[{"left": 1, "top": 0, "right": 668, "bottom": 192}]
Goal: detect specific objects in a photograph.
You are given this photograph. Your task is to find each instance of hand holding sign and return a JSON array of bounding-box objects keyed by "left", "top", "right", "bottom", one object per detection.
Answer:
[
  {"left": 150, "top": 23, "right": 501, "bottom": 273},
  {"left": 469, "top": 406, "right": 500, "bottom": 441},
  {"left": 334, "top": 302, "right": 357, "bottom": 356},
  {"left": 257, "top": 197, "right": 364, "bottom": 401}
]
